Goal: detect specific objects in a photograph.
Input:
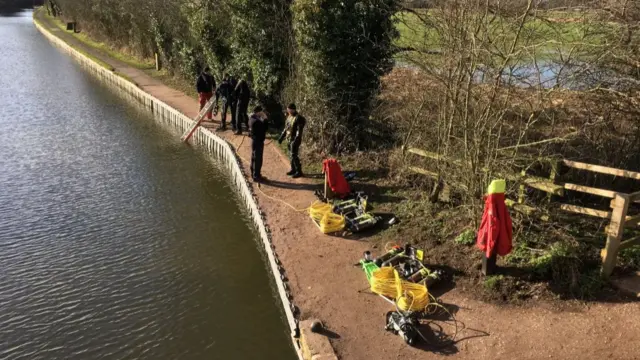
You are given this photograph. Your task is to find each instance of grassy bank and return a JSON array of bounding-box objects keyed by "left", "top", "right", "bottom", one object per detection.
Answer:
[
  {"left": 395, "top": 9, "right": 613, "bottom": 48},
  {"left": 43, "top": 10, "right": 197, "bottom": 101},
  {"left": 394, "top": 8, "right": 617, "bottom": 65}
]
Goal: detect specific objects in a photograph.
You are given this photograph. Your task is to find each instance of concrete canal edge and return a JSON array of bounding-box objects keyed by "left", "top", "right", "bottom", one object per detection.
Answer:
[{"left": 33, "top": 13, "right": 338, "bottom": 360}]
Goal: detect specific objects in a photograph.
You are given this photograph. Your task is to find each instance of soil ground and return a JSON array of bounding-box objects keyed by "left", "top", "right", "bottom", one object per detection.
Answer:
[{"left": 35, "top": 11, "right": 640, "bottom": 360}]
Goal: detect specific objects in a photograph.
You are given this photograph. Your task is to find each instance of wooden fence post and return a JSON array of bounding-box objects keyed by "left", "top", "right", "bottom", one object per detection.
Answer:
[
  {"left": 155, "top": 53, "right": 161, "bottom": 71},
  {"left": 601, "top": 193, "right": 631, "bottom": 277},
  {"left": 518, "top": 170, "right": 526, "bottom": 204},
  {"left": 548, "top": 160, "right": 560, "bottom": 202}
]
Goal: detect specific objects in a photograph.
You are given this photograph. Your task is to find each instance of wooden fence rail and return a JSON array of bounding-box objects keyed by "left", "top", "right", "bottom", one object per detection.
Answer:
[{"left": 405, "top": 147, "right": 640, "bottom": 277}]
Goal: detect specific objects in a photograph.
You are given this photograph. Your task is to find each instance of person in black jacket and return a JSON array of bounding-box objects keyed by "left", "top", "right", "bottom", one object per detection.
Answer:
[
  {"left": 214, "top": 74, "right": 236, "bottom": 131},
  {"left": 195, "top": 67, "right": 216, "bottom": 121},
  {"left": 278, "top": 103, "right": 306, "bottom": 178},
  {"left": 249, "top": 106, "right": 268, "bottom": 182},
  {"left": 234, "top": 79, "right": 251, "bottom": 135}
]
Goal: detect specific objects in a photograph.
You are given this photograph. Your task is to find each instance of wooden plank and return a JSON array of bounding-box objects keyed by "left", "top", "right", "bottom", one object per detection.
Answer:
[
  {"left": 407, "top": 147, "right": 522, "bottom": 183},
  {"left": 523, "top": 177, "right": 564, "bottom": 196},
  {"left": 563, "top": 183, "right": 618, "bottom": 198},
  {"left": 407, "top": 147, "right": 445, "bottom": 161},
  {"left": 619, "top": 236, "right": 640, "bottom": 251},
  {"left": 560, "top": 204, "right": 611, "bottom": 219},
  {"left": 631, "top": 191, "right": 640, "bottom": 201},
  {"left": 408, "top": 166, "right": 438, "bottom": 178},
  {"left": 602, "top": 194, "right": 631, "bottom": 277},
  {"left": 563, "top": 160, "right": 640, "bottom": 180},
  {"left": 626, "top": 214, "right": 640, "bottom": 227},
  {"left": 505, "top": 198, "right": 537, "bottom": 215},
  {"left": 408, "top": 166, "right": 470, "bottom": 192}
]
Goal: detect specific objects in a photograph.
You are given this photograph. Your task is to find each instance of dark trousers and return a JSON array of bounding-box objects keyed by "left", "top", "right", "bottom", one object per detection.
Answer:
[
  {"left": 236, "top": 101, "right": 249, "bottom": 133},
  {"left": 251, "top": 140, "right": 265, "bottom": 179},
  {"left": 221, "top": 99, "right": 236, "bottom": 129},
  {"left": 289, "top": 140, "right": 302, "bottom": 174}
]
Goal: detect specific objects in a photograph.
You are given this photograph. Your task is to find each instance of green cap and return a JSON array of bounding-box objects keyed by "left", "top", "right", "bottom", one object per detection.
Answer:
[{"left": 487, "top": 179, "right": 506, "bottom": 194}]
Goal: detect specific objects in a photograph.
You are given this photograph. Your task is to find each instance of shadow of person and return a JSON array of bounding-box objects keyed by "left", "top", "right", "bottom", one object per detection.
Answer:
[
  {"left": 261, "top": 179, "right": 320, "bottom": 192},
  {"left": 316, "top": 327, "right": 341, "bottom": 340}
]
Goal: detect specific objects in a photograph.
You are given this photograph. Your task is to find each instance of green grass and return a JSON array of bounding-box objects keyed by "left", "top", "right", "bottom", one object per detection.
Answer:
[
  {"left": 45, "top": 11, "right": 154, "bottom": 71},
  {"left": 484, "top": 275, "right": 504, "bottom": 291},
  {"left": 394, "top": 9, "right": 615, "bottom": 62},
  {"left": 34, "top": 11, "right": 113, "bottom": 70},
  {"left": 454, "top": 229, "right": 475, "bottom": 246},
  {"left": 39, "top": 9, "right": 198, "bottom": 101}
]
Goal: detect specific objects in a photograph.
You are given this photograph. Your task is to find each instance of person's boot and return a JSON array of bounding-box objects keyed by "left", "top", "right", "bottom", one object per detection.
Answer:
[
  {"left": 286, "top": 170, "right": 295, "bottom": 176},
  {"left": 291, "top": 173, "right": 303, "bottom": 179}
]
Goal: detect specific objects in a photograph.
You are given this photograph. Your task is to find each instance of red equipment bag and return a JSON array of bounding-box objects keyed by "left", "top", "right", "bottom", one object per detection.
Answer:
[{"left": 322, "top": 158, "right": 351, "bottom": 198}]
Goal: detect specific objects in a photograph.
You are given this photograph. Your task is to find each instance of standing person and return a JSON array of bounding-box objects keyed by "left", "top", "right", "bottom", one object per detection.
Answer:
[
  {"left": 278, "top": 103, "right": 306, "bottom": 178},
  {"left": 195, "top": 67, "right": 216, "bottom": 121},
  {"left": 234, "top": 79, "right": 251, "bottom": 135},
  {"left": 249, "top": 106, "right": 268, "bottom": 182},
  {"left": 214, "top": 74, "right": 236, "bottom": 131}
]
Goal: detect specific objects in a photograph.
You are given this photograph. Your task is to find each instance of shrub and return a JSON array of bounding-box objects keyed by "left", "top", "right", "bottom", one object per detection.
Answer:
[{"left": 292, "top": 0, "right": 400, "bottom": 152}]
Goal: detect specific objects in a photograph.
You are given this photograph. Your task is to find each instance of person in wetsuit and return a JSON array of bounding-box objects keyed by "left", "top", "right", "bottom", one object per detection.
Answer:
[
  {"left": 214, "top": 74, "right": 236, "bottom": 131},
  {"left": 249, "top": 106, "right": 268, "bottom": 182},
  {"left": 278, "top": 103, "right": 306, "bottom": 178},
  {"left": 195, "top": 67, "right": 216, "bottom": 121},
  {"left": 234, "top": 79, "right": 251, "bottom": 135}
]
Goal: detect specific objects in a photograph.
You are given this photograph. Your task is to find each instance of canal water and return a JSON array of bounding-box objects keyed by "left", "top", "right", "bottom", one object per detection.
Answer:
[{"left": 0, "top": 10, "right": 296, "bottom": 360}]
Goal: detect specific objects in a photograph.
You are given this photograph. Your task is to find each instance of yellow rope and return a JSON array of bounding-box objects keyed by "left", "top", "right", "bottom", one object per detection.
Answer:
[
  {"left": 370, "top": 267, "right": 430, "bottom": 312},
  {"left": 308, "top": 201, "right": 345, "bottom": 233},
  {"left": 309, "top": 201, "right": 332, "bottom": 221},
  {"left": 256, "top": 184, "right": 309, "bottom": 213}
]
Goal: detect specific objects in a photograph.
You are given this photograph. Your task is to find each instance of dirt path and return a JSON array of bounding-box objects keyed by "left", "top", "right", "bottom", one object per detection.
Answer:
[{"left": 36, "top": 12, "right": 640, "bottom": 360}]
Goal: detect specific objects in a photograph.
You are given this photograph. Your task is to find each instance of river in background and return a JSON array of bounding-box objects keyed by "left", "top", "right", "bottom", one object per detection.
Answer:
[{"left": 0, "top": 10, "right": 295, "bottom": 360}]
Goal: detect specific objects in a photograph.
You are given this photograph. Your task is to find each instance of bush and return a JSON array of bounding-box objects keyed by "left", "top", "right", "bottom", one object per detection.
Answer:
[
  {"left": 228, "top": 0, "right": 293, "bottom": 99},
  {"left": 292, "top": 0, "right": 400, "bottom": 152},
  {"left": 619, "top": 247, "right": 640, "bottom": 270}
]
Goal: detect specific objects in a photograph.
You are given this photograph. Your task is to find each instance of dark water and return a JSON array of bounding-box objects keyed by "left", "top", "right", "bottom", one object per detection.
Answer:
[{"left": 0, "top": 11, "right": 295, "bottom": 360}]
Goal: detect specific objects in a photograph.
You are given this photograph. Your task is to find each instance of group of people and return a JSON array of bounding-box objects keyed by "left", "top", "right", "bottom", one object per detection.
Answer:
[
  {"left": 196, "top": 68, "right": 306, "bottom": 183},
  {"left": 195, "top": 67, "right": 250, "bottom": 134}
]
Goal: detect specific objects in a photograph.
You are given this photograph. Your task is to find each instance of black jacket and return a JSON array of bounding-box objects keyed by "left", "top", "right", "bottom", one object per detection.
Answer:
[
  {"left": 234, "top": 80, "right": 250, "bottom": 104},
  {"left": 196, "top": 73, "right": 215, "bottom": 93},
  {"left": 215, "top": 80, "right": 235, "bottom": 103},
  {"left": 278, "top": 113, "right": 306, "bottom": 144},
  {"left": 249, "top": 114, "right": 268, "bottom": 142}
]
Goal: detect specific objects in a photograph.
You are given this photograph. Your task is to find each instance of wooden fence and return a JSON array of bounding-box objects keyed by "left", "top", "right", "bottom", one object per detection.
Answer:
[{"left": 404, "top": 147, "right": 640, "bottom": 277}]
